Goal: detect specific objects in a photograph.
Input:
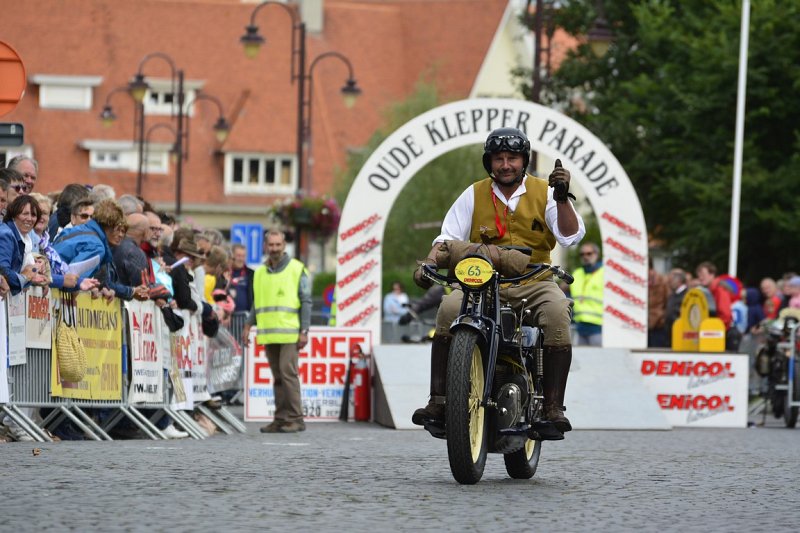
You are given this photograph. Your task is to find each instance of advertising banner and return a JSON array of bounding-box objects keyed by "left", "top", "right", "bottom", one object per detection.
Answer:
[
  {"left": 7, "top": 292, "right": 26, "bottom": 365},
  {"left": 169, "top": 309, "right": 195, "bottom": 410},
  {"left": 630, "top": 351, "right": 749, "bottom": 428},
  {"left": 126, "top": 301, "right": 163, "bottom": 404},
  {"left": 0, "top": 304, "right": 9, "bottom": 403},
  {"left": 207, "top": 327, "right": 242, "bottom": 394},
  {"left": 25, "top": 286, "right": 51, "bottom": 350},
  {"left": 51, "top": 292, "right": 123, "bottom": 400},
  {"left": 192, "top": 312, "right": 210, "bottom": 403},
  {"left": 245, "top": 327, "right": 372, "bottom": 422}
]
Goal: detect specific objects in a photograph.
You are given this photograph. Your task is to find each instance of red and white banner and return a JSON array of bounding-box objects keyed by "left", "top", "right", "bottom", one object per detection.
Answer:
[
  {"left": 630, "top": 351, "right": 749, "bottom": 428},
  {"left": 25, "top": 286, "right": 51, "bottom": 350},
  {"left": 126, "top": 301, "right": 163, "bottom": 404},
  {"left": 245, "top": 327, "right": 372, "bottom": 422}
]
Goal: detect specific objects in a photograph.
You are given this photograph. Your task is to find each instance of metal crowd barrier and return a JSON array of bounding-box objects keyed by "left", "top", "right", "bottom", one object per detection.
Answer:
[{"left": 1, "top": 290, "right": 246, "bottom": 442}]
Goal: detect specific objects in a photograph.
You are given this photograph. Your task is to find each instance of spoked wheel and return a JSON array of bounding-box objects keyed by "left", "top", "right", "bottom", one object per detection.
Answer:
[
  {"left": 504, "top": 438, "right": 542, "bottom": 479},
  {"left": 446, "top": 330, "right": 487, "bottom": 485}
]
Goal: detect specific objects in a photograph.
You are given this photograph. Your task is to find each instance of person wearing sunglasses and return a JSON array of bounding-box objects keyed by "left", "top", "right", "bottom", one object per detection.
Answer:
[
  {"left": 411, "top": 127, "right": 585, "bottom": 436},
  {"left": 1, "top": 167, "right": 28, "bottom": 208},
  {"left": 572, "top": 242, "right": 604, "bottom": 347}
]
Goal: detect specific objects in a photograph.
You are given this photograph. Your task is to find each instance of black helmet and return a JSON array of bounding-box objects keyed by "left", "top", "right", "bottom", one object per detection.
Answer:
[{"left": 482, "top": 127, "right": 531, "bottom": 175}]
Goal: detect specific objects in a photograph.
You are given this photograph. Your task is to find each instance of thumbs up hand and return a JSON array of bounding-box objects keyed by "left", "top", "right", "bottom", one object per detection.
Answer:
[{"left": 549, "top": 158, "right": 571, "bottom": 203}]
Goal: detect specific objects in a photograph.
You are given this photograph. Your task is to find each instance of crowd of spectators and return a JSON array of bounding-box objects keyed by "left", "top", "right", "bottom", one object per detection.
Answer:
[{"left": 1, "top": 156, "right": 252, "bottom": 442}]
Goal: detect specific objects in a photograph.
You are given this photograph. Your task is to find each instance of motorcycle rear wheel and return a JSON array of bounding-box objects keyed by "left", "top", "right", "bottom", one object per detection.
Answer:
[
  {"left": 446, "top": 330, "right": 488, "bottom": 485},
  {"left": 504, "top": 438, "right": 542, "bottom": 479}
]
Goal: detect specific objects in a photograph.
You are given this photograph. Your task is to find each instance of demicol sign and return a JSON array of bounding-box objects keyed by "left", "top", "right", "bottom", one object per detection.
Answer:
[{"left": 336, "top": 98, "right": 647, "bottom": 348}]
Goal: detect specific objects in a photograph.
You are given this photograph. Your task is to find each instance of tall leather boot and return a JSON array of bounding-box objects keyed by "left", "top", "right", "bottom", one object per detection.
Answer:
[
  {"left": 411, "top": 335, "right": 450, "bottom": 425},
  {"left": 543, "top": 345, "right": 572, "bottom": 433}
]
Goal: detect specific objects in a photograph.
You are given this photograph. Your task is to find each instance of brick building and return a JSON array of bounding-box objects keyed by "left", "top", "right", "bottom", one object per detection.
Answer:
[{"left": 1, "top": 0, "right": 532, "bottom": 231}]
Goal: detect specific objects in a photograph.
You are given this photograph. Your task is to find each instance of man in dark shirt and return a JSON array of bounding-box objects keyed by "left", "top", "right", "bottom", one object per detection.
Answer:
[
  {"left": 112, "top": 213, "right": 151, "bottom": 287},
  {"left": 229, "top": 243, "right": 254, "bottom": 313}
]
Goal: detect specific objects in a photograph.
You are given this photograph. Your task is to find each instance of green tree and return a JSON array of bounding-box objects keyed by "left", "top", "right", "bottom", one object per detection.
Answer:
[
  {"left": 335, "top": 80, "right": 484, "bottom": 278},
  {"left": 517, "top": 0, "right": 800, "bottom": 284}
]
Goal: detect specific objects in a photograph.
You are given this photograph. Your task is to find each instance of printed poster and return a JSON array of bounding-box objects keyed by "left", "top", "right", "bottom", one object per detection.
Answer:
[
  {"left": 245, "top": 327, "right": 372, "bottom": 422},
  {"left": 51, "top": 291, "right": 123, "bottom": 400},
  {"left": 7, "top": 292, "right": 26, "bottom": 366},
  {"left": 207, "top": 326, "right": 242, "bottom": 394},
  {"left": 126, "top": 300, "right": 163, "bottom": 404},
  {"left": 25, "top": 286, "right": 52, "bottom": 350},
  {"left": 169, "top": 310, "right": 195, "bottom": 410}
]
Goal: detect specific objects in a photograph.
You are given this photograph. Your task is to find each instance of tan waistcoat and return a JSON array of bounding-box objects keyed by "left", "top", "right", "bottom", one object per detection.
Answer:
[{"left": 469, "top": 176, "right": 556, "bottom": 264}]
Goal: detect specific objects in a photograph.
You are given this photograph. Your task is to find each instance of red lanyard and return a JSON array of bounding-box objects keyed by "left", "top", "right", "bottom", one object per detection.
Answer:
[{"left": 491, "top": 190, "right": 509, "bottom": 238}]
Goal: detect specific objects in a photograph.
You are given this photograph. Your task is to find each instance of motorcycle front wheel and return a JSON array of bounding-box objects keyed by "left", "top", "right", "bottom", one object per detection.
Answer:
[
  {"left": 446, "top": 329, "right": 488, "bottom": 485},
  {"left": 504, "top": 438, "right": 542, "bottom": 479}
]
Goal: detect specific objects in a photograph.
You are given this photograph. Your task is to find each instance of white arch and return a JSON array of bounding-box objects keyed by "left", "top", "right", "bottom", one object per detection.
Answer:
[{"left": 335, "top": 98, "right": 647, "bottom": 348}]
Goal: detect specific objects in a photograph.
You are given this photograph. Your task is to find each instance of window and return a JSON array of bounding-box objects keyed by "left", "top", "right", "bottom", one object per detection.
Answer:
[
  {"left": 81, "top": 140, "right": 169, "bottom": 174},
  {"left": 225, "top": 153, "right": 297, "bottom": 194},
  {"left": 30, "top": 75, "right": 103, "bottom": 110},
  {"left": 140, "top": 78, "right": 204, "bottom": 117},
  {"left": 0, "top": 147, "right": 33, "bottom": 168}
]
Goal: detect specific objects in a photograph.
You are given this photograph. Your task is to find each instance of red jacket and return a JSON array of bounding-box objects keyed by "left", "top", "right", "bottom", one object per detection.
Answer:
[{"left": 709, "top": 278, "right": 733, "bottom": 328}]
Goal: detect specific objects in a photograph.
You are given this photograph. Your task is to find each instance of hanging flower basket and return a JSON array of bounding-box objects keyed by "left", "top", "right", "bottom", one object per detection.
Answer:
[{"left": 270, "top": 195, "right": 341, "bottom": 239}]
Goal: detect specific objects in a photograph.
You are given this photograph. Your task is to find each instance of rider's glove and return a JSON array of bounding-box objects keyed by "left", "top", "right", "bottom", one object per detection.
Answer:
[
  {"left": 549, "top": 159, "right": 576, "bottom": 204},
  {"left": 413, "top": 259, "right": 436, "bottom": 290}
]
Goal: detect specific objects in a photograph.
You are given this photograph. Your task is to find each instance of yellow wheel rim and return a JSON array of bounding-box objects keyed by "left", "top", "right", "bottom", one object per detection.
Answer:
[
  {"left": 523, "top": 438, "right": 536, "bottom": 459},
  {"left": 468, "top": 344, "right": 485, "bottom": 461}
]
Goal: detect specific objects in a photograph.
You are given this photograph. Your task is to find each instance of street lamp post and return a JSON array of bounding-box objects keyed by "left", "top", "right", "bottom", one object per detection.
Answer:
[
  {"left": 241, "top": 1, "right": 362, "bottom": 259},
  {"left": 102, "top": 56, "right": 229, "bottom": 216},
  {"left": 302, "top": 51, "right": 361, "bottom": 194},
  {"left": 127, "top": 53, "right": 186, "bottom": 214}
]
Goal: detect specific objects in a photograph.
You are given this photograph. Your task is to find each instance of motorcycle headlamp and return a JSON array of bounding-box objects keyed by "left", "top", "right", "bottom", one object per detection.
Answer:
[
  {"left": 454, "top": 257, "right": 494, "bottom": 289},
  {"left": 484, "top": 134, "right": 530, "bottom": 154}
]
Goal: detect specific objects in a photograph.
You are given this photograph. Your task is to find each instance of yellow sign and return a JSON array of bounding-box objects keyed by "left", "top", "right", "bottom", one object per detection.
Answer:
[
  {"left": 672, "top": 288, "right": 710, "bottom": 352},
  {"left": 454, "top": 257, "right": 494, "bottom": 288},
  {"left": 51, "top": 292, "right": 123, "bottom": 400},
  {"left": 698, "top": 317, "right": 726, "bottom": 352}
]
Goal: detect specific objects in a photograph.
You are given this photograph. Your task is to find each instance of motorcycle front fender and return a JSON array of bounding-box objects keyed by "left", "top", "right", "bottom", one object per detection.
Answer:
[{"left": 450, "top": 315, "right": 491, "bottom": 350}]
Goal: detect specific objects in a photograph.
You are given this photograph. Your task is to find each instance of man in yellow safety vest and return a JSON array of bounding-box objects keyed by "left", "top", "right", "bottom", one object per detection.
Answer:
[
  {"left": 243, "top": 229, "right": 312, "bottom": 433},
  {"left": 571, "top": 242, "right": 604, "bottom": 346}
]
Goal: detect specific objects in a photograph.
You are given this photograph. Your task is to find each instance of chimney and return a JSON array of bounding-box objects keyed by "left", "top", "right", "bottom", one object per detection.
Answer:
[{"left": 299, "top": 0, "right": 324, "bottom": 34}]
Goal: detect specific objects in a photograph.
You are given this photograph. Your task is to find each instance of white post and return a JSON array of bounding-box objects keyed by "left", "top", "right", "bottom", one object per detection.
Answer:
[{"left": 728, "top": 0, "right": 750, "bottom": 277}]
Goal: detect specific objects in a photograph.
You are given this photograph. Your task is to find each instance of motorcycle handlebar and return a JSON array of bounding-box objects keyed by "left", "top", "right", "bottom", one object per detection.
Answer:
[{"left": 421, "top": 262, "right": 573, "bottom": 285}]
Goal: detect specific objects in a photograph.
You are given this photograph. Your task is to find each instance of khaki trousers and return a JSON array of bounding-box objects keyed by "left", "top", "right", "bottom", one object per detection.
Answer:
[
  {"left": 265, "top": 343, "right": 304, "bottom": 422},
  {"left": 435, "top": 280, "right": 573, "bottom": 346}
]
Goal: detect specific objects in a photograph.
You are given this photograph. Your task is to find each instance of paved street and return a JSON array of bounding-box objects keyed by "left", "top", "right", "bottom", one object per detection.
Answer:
[{"left": 2, "top": 413, "right": 799, "bottom": 532}]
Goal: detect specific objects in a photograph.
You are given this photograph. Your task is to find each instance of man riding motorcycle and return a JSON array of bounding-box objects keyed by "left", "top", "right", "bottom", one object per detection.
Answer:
[{"left": 411, "top": 127, "right": 585, "bottom": 434}]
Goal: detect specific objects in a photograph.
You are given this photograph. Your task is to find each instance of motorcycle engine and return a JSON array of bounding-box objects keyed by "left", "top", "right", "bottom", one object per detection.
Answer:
[
  {"left": 494, "top": 370, "right": 529, "bottom": 426},
  {"left": 491, "top": 371, "right": 530, "bottom": 454}
]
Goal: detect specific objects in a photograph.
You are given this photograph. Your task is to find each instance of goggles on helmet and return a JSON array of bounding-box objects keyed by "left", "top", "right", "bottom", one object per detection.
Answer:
[{"left": 484, "top": 134, "right": 529, "bottom": 153}]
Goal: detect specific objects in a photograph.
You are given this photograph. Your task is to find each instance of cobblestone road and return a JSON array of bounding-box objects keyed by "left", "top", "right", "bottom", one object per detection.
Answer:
[{"left": 2, "top": 413, "right": 799, "bottom": 532}]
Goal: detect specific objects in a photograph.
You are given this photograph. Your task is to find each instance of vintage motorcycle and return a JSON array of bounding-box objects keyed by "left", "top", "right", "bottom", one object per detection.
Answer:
[
  {"left": 755, "top": 312, "right": 800, "bottom": 427},
  {"left": 420, "top": 251, "right": 573, "bottom": 484}
]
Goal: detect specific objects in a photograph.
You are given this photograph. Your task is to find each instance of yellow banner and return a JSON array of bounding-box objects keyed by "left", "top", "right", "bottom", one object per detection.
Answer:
[{"left": 51, "top": 291, "right": 123, "bottom": 400}]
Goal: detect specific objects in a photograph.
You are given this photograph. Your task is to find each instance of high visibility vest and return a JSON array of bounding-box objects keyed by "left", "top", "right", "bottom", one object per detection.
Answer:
[
  {"left": 254, "top": 259, "right": 306, "bottom": 344},
  {"left": 469, "top": 176, "right": 556, "bottom": 265},
  {"left": 572, "top": 266, "right": 604, "bottom": 326}
]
